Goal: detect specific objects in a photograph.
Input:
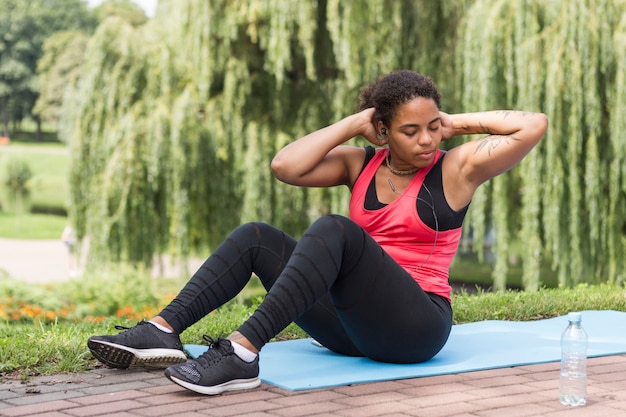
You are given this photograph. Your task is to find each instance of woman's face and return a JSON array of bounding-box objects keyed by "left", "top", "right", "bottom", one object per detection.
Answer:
[{"left": 382, "top": 97, "right": 442, "bottom": 170}]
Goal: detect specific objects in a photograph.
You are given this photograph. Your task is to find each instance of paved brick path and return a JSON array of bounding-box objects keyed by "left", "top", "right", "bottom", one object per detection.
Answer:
[{"left": 1, "top": 354, "right": 625, "bottom": 416}]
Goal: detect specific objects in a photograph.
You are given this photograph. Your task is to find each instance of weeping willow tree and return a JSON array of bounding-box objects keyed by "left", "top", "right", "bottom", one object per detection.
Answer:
[
  {"left": 456, "top": 0, "right": 626, "bottom": 289},
  {"left": 62, "top": 0, "right": 464, "bottom": 268},
  {"left": 63, "top": 0, "right": 625, "bottom": 289}
]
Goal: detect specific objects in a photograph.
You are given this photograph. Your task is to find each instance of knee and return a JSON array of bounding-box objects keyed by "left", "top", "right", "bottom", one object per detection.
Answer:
[
  {"left": 230, "top": 222, "right": 271, "bottom": 241},
  {"left": 310, "top": 214, "right": 357, "bottom": 233}
]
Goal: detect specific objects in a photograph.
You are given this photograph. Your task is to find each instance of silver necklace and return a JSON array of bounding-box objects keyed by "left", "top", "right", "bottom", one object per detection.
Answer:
[
  {"left": 385, "top": 173, "right": 440, "bottom": 273},
  {"left": 385, "top": 152, "right": 419, "bottom": 176}
]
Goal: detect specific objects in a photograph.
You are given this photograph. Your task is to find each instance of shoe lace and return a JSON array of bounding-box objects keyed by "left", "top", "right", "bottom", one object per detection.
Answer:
[
  {"left": 196, "top": 335, "right": 233, "bottom": 367},
  {"left": 114, "top": 320, "right": 148, "bottom": 332}
]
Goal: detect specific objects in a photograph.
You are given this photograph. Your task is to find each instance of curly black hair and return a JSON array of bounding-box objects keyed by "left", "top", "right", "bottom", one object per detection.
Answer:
[{"left": 357, "top": 70, "right": 441, "bottom": 128}]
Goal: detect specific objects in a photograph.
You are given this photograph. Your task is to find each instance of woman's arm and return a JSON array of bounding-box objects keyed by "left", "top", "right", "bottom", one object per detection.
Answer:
[
  {"left": 271, "top": 108, "right": 379, "bottom": 188},
  {"left": 442, "top": 110, "right": 548, "bottom": 209}
]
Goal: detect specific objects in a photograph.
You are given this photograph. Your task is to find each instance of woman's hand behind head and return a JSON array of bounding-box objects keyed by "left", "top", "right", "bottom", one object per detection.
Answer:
[
  {"left": 355, "top": 107, "right": 384, "bottom": 146},
  {"left": 439, "top": 112, "right": 454, "bottom": 141}
]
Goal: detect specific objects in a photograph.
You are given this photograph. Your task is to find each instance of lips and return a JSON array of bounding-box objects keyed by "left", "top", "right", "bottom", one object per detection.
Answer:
[{"left": 417, "top": 151, "right": 434, "bottom": 159}]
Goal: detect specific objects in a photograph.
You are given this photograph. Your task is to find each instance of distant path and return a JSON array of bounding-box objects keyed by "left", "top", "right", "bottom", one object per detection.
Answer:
[
  {"left": 0, "top": 237, "right": 483, "bottom": 291},
  {"left": 0, "top": 238, "right": 206, "bottom": 284},
  {"left": 0, "top": 238, "right": 69, "bottom": 283}
]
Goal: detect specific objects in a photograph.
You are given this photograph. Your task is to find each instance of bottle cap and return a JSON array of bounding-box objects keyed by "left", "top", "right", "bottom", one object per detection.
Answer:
[{"left": 568, "top": 312, "right": 582, "bottom": 322}]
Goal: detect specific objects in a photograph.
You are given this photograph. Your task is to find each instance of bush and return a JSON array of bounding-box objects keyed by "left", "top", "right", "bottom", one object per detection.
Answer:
[
  {"left": 29, "top": 204, "right": 68, "bottom": 216},
  {"left": 3, "top": 158, "right": 32, "bottom": 213},
  {"left": 5, "top": 158, "right": 32, "bottom": 193},
  {"left": 0, "top": 266, "right": 172, "bottom": 323},
  {"left": 0, "top": 277, "right": 67, "bottom": 322},
  {"left": 59, "top": 266, "right": 167, "bottom": 320}
]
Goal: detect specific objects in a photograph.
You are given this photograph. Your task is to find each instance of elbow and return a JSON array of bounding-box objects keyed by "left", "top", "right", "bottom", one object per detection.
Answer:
[
  {"left": 270, "top": 155, "right": 291, "bottom": 183},
  {"left": 535, "top": 113, "right": 549, "bottom": 139},
  {"left": 525, "top": 112, "right": 549, "bottom": 147}
]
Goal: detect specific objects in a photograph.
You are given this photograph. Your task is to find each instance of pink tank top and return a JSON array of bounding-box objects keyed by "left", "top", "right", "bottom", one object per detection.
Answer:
[{"left": 349, "top": 149, "right": 462, "bottom": 301}]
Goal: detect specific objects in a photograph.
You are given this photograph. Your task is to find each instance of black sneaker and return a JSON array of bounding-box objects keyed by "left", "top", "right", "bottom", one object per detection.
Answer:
[
  {"left": 164, "top": 336, "right": 260, "bottom": 395},
  {"left": 87, "top": 321, "right": 187, "bottom": 369}
]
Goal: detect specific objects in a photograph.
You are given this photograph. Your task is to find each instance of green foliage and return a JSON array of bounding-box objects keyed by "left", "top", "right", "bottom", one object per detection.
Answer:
[
  {"left": 0, "top": 0, "right": 97, "bottom": 136},
  {"left": 456, "top": 0, "right": 626, "bottom": 289},
  {"left": 4, "top": 158, "right": 31, "bottom": 193},
  {"left": 92, "top": 0, "right": 149, "bottom": 26},
  {"left": 2, "top": 157, "right": 31, "bottom": 216},
  {"left": 63, "top": 0, "right": 464, "bottom": 269},
  {"left": 60, "top": 266, "right": 162, "bottom": 318},
  {"left": 59, "top": 0, "right": 626, "bottom": 290},
  {"left": 0, "top": 278, "right": 65, "bottom": 312},
  {"left": 34, "top": 31, "right": 89, "bottom": 130},
  {"left": 0, "top": 270, "right": 172, "bottom": 325}
]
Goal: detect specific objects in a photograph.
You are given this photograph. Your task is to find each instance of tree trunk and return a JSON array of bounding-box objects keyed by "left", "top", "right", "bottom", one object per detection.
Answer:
[
  {"left": 1, "top": 96, "right": 9, "bottom": 137},
  {"left": 35, "top": 116, "right": 42, "bottom": 142}
]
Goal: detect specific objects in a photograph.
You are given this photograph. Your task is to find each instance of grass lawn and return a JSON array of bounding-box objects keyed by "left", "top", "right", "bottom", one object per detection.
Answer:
[{"left": 0, "top": 211, "right": 68, "bottom": 239}]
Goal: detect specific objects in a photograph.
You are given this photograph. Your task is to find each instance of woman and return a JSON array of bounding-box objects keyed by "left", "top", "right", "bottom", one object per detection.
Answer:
[{"left": 88, "top": 70, "right": 548, "bottom": 395}]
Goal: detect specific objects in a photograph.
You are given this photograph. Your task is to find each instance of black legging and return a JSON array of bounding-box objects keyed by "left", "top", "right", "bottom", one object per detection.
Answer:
[{"left": 160, "top": 214, "right": 452, "bottom": 364}]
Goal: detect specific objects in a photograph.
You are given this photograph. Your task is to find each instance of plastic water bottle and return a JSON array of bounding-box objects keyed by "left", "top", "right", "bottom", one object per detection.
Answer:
[{"left": 559, "top": 312, "right": 588, "bottom": 406}]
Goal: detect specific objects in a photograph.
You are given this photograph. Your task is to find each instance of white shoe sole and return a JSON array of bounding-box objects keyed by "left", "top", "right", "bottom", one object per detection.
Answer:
[
  {"left": 167, "top": 375, "right": 261, "bottom": 395},
  {"left": 88, "top": 340, "right": 187, "bottom": 369}
]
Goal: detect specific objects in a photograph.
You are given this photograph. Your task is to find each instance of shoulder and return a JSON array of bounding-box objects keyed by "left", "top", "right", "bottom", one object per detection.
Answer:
[
  {"left": 341, "top": 146, "right": 371, "bottom": 188},
  {"left": 440, "top": 146, "right": 477, "bottom": 211}
]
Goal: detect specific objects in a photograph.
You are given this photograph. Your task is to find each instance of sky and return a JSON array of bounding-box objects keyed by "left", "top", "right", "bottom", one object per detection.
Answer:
[{"left": 86, "top": 0, "right": 158, "bottom": 17}]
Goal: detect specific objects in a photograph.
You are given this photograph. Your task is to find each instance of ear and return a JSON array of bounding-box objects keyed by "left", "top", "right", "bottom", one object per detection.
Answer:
[
  {"left": 376, "top": 121, "right": 387, "bottom": 136},
  {"left": 375, "top": 122, "right": 389, "bottom": 144}
]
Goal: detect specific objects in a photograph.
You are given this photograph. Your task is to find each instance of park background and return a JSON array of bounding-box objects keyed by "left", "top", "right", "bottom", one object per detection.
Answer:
[{"left": 1, "top": 0, "right": 626, "bottom": 376}]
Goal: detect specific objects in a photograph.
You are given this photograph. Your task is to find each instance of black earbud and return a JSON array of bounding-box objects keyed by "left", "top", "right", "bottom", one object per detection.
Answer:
[{"left": 381, "top": 128, "right": 387, "bottom": 136}]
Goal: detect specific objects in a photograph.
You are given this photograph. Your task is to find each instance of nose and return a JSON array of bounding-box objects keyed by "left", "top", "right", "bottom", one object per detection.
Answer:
[{"left": 417, "top": 129, "right": 433, "bottom": 146}]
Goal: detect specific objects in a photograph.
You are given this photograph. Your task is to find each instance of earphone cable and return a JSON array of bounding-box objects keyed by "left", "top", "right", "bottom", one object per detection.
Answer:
[{"left": 387, "top": 177, "right": 439, "bottom": 272}]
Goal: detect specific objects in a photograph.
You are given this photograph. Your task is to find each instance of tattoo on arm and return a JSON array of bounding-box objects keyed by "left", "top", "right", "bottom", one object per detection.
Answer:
[
  {"left": 463, "top": 111, "right": 530, "bottom": 154},
  {"left": 495, "top": 110, "right": 512, "bottom": 119},
  {"left": 474, "top": 134, "right": 521, "bottom": 156}
]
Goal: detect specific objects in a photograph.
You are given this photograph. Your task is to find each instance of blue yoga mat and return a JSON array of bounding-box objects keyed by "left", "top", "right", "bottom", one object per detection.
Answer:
[{"left": 184, "top": 310, "right": 626, "bottom": 391}]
